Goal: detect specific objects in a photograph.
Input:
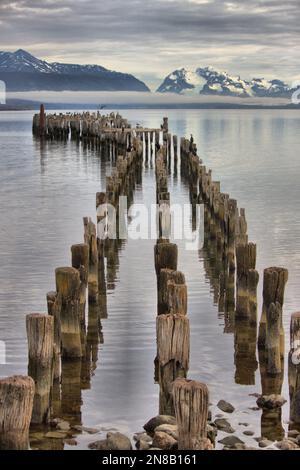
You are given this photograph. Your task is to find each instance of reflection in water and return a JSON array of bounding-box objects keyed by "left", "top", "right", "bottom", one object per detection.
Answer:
[
  {"left": 258, "top": 348, "right": 284, "bottom": 440},
  {"left": 234, "top": 318, "right": 257, "bottom": 386},
  {"left": 81, "top": 302, "right": 102, "bottom": 391},
  {"left": 51, "top": 377, "right": 62, "bottom": 418},
  {"left": 30, "top": 132, "right": 147, "bottom": 448},
  {"left": 261, "top": 408, "right": 284, "bottom": 442},
  {"left": 2, "top": 110, "right": 300, "bottom": 448},
  {"left": 199, "top": 207, "right": 236, "bottom": 334},
  {"left": 61, "top": 359, "right": 82, "bottom": 425}
]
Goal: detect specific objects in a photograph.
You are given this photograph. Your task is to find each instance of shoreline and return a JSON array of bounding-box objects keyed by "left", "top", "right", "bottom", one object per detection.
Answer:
[{"left": 1, "top": 104, "right": 300, "bottom": 111}]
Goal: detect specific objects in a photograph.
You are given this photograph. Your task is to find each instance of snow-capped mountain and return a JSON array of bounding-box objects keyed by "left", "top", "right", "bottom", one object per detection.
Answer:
[
  {"left": 0, "top": 49, "right": 149, "bottom": 92},
  {"left": 156, "top": 68, "right": 206, "bottom": 94},
  {"left": 157, "top": 67, "right": 294, "bottom": 98}
]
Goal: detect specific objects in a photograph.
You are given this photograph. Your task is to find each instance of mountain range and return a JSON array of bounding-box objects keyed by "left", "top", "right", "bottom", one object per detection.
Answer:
[
  {"left": 157, "top": 67, "right": 294, "bottom": 98},
  {"left": 0, "top": 50, "right": 295, "bottom": 99},
  {"left": 0, "top": 49, "right": 149, "bottom": 92}
]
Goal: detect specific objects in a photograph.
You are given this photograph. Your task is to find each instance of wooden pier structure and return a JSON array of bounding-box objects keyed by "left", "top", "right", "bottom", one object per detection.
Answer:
[{"left": 0, "top": 103, "right": 297, "bottom": 450}]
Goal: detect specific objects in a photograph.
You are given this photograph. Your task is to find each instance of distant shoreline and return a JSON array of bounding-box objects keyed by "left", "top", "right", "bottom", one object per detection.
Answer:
[{"left": 1, "top": 102, "right": 300, "bottom": 111}]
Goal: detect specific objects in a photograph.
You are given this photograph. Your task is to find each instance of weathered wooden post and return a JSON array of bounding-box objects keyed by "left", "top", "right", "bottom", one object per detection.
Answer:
[
  {"left": 258, "top": 269, "right": 287, "bottom": 398},
  {"left": 46, "top": 291, "right": 62, "bottom": 381},
  {"left": 96, "top": 192, "right": 107, "bottom": 313},
  {"left": 155, "top": 131, "right": 160, "bottom": 152},
  {"left": 266, "top": 302, "right": 282, "bottom": 375},
  {"left": 0, "top": 376, "right": 35, "bottom": 450},
  {"left": 96, "top": 191, "right": 107, "bottom": 235},
  {"left": 39, "top": 104, "right": 46, "bottom": 137},
  {"left": 173, "top": 135, "right": 178, "bottom": 174},
  {"left": 157, "top": 268, "right": 185, "bottom": 315},
  {"left": 236, "top": 208, "right": 248, "bottom": 245},
  {"left": 97, "top": 238, "right": 107, "bottom": 319},
  {"left": 145, "top": 131, "right": 149, "bottom": 165},
  {"left": 84, "top": 217, "right": 99, "bottom": 303},
  {"left": 55, "top": 267, "right": 82, "bottom": 358},
  {"left": 289, "top": 312, "right": 300, "bottom": 424},
  {"left": 290, "top": 312, "right": 300, "bottom": 353},
  {"left": 154, "top": 241, "right": 178, "bottom": 276},
  {"left": 157, "top": 314, "right": 190, "bottom": 415},
  {"left": 227, "top": 198, "right": 237, "bottom": 271},
  {"left": 167, "top": 281, "right": 188, "bottom": 316},
  {"left": 258, "top": 267, "right": 288, "bottom": 354},
  {"left": 26, "top": 314, "right": 54, "bottom": 424},
  {"left": 162, "top": 117, "right": 169, "bottom": 133},
  {"left": 71, "top": 243, "right": 89, "bottom": 344},
  {"left": 167, "top": 133, "right": 172, "bottom": 171},
  {"left": 173, "top": 378, "right": 209, "bottom": 450},
  {"left": 235, "top": 242, "right": 257, "bottom": 319}
]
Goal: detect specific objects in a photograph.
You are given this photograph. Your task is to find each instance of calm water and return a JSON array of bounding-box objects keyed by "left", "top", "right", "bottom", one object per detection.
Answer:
[{"left": 0, "top": 109, "right": 300, "bottom": 449}]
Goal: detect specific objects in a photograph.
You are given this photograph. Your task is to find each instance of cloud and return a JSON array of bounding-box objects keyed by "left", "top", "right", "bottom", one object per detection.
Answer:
[{"left": 0, "top": 0, "right": 299, "bottom": 87}]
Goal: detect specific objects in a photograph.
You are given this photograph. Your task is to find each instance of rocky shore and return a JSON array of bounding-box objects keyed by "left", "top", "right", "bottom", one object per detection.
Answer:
[{"left": 34, "top": 393, "right": 300, "bottom": 451}]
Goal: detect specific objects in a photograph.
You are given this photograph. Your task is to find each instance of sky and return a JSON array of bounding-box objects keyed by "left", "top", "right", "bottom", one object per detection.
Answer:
[{"left": 0, "top": 0, "right": 299, "bottom": 90}]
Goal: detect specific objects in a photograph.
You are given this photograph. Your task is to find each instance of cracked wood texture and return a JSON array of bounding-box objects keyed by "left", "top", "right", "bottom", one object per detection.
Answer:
[
  {"left": 173, "top": 378, "right": 209, "bottom": 450},
  {"left": 0, "top": 375, "right": 35, "bottom": 449}
]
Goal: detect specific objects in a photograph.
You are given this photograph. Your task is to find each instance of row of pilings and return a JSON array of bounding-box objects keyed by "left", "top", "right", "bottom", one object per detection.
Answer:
[
  {"left": 1, "top": 106, "right": 299, "bottom": 450},
  {"left": 0, "top": 110, "right": 147, "bottom": 450},
  {"left": 180, "top": 134, "right": 300, "bottom": 438},
  {"left": 154, "top": 139, "right": 210, "bottom": 450}
]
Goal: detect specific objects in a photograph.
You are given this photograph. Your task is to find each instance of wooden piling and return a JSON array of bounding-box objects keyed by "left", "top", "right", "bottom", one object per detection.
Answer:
[
  {"left": 26, "top": 314, "right": 54, "bottom": 424},
  {"left": 157, "top": 268, "right": 185, "bottom": 315},
  {"left": 0, "top": 376, "right": 35, "bottom": 450},
  {"left": 162, "top": 117, "right": 169, "bottom": 133},
  {"left": 235, "top": 242, "right": 258, "bottom": 319},
  {"left": 157, "top": 315, "right": 190, "bottom": 374},
  {"left": 266, "top": 302, "right": 282, "bottom": 375},
  {"left": 39, "top": 104, "right": 46, "bottom": 137},
  {"left": 157, "top": 314, "right": 190, "bottom": 415},
  {"left": 96, "top": 192, "right": 107, "bottom": 225},
  {"left": 84, "top": 217, "right": 99, "bottom": 303},
  {"left": 167, "top": 282, "right": 188, "bottom": 315},
  {"left": 173, "top": 378, "right": 209, "bottom": 450},
  {"left": 46, "top": 291, "right": 62, "bottom": 381},
  {"left": 290, "top": 312, "right": 300, "bottom": 352},
  {"left": 289, "top": 312, "right": 300, "bottom": 424},
  {"left": 154, "top": 241, "right": 178, "bottom": 276},
  {"left": 55, "top": 267, "right": 82, "bottom": 358},
  {"left": 173, "top": 135, "right": 178, "bottom": 163},
  {"left": 258, "top": 267, "right": 288, "bottom": 353},
  {"left": 71, "top": 243, "right": 89, "bottom": 341}
]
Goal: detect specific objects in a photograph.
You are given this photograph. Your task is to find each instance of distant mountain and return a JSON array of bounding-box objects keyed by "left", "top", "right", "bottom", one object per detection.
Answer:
[
  {"left": 157, "top": 67, "right": 294, "bottom": 98},
  {"left": 0, "top": 49, "right": 150, "bottom": 92}
]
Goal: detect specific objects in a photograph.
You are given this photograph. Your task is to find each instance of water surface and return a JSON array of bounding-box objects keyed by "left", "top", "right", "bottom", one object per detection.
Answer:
[{"left": 1, "top": 109, "right": 300, "bottom": 449}]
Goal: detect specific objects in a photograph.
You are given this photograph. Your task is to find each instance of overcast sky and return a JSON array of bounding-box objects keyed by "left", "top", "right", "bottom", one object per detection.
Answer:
[{"left": 0, "top": 0, "right": 299, "bottom": 90}]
